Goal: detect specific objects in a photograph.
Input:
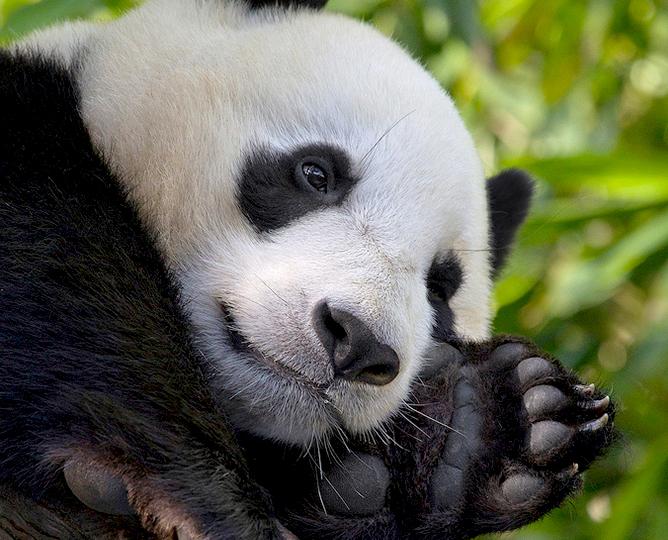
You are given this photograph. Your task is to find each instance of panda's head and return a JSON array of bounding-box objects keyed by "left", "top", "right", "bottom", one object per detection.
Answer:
[{"left": 27, "top": 0, "right": 533, "bottom": 445}]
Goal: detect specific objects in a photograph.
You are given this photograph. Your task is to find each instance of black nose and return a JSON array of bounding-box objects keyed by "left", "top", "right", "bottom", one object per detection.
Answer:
[{"left": 313, "top": 301, "right": 400, "bottom": 386}]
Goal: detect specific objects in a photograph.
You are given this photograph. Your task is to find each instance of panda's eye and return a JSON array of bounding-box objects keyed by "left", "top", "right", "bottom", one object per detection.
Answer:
[
  {"left": 296, "top": 158, "right": 334, "bottom": 194},
  {"left": 303, "top": 163, "right": 328, "bottom": 192}
]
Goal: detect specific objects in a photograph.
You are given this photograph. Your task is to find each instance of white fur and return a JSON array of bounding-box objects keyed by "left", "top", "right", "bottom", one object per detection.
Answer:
[
  {"left": 17, "top": 0, "right": 492, "bottom": 446},
  {"left": 13, "top": 20, "right": 96, "bottom": 67}
]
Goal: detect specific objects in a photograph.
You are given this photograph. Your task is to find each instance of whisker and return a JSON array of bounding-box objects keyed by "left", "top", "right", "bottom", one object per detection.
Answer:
[
  {"left": 360, "top": 110, "right": 416, "bottom": 166},
  {"left": 229, "top": 379, "right": 260, "bottom": 400},
  {"left": 321, "top": 473, "right": 350, "bottom": 511},
  {"left": 403, "top": 403, "right": 466, "bottom": 438},
  {"left": 450, "top": 248, "right": 496, "bottom": 253},
  {"left": 254, "top": 273, "right": 290, "bottom": 306},
  {"left": 237, "top": 296, "right": 273, "bottom": 313},
  {"left": 398, "top": 409, "right": 430, "bottom": 438},
  {"left": 315, "top": 473, "right": 327, "bottom": 514},
  {"left": 403, "top": 401, "right": 441, "bottom": 407},
  {"left": 414, "top": 375, "right": 437, "bottom": 390},
  {"left": 374, "top": 421, "right": 407, "bottom": 451},
  {"left": 316, "top": 438, "right": 324, "bottom": 479},
  {"left": 396, "top": 424, "right": 424, "bottom": 443}
]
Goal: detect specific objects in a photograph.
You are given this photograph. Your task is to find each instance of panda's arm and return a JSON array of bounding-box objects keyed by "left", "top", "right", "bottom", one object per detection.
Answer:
[
  {"left": 0, "top": 486, "right": 147, "bottom": 540},
  {"left": 262, "top": 338, "right": 615, "bottom": 539}
]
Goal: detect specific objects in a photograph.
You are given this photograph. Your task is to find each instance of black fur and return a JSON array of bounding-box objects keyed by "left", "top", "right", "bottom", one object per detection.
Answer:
[
  {"left": 486, "top": 169, "right": 534, "bottom": 275},
  {"left": 427, "top": 254, "right": 463, "bottom": 341},
  {"left": 247, "top": 0, "right": 328, "bottom": 9},
  {"left": 237, "top": 144, "right": 357, "bottom": 232},
  {"left": 0, "top": 50, "right": 278, "bottom": 539}
]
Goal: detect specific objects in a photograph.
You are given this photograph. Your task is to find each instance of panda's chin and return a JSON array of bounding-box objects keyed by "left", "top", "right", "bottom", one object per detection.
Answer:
[
  {"left": 216, "top": 302, "right": 403, "bottom": 446},
  {"left": 217, "top": 350, "right": 339, "bottom": 446},
  {"left": 221, "top": 359, "right": 401, "bottom": 447}
]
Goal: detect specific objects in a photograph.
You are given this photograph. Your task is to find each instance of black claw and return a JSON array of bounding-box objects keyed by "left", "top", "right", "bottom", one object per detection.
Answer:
[
  {"left": 528, "top": 420, "right": 573, "bottom": 456},
  {"left": 556, "top": 463, "right": 581, "bottom": 483},
  {"left": 523, "top": 384, "right": 568, "bottom": 418},
  {"left": 516, "top": 357, "right": 558, "bottom": 387},
  {"left": 501, "top": 473, "right": 546, "bottom": 504},
  {"left": 320, "top": 453, "right": 389, "bottom": 516}
]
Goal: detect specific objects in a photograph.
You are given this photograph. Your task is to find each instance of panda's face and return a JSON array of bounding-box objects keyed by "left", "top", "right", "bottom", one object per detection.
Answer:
[{"left": 69, "top": 0, "right": 505, "bottom": 445}]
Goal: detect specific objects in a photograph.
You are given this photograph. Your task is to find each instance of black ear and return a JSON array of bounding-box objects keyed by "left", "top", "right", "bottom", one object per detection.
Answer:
[
  {"left": 246, "top": 0, "right": 327, "bottom": 9},
  {"left": 486, "top": 169, "right": 534, "bottom": 276}
]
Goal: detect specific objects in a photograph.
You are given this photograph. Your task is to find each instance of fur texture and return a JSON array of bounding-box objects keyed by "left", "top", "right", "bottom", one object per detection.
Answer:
[
  {"left": 13, "top": 0, "right": 536, "bottom": 448},
  {"left": 486, "top": 170, "right": 534, "bottom": 275}
]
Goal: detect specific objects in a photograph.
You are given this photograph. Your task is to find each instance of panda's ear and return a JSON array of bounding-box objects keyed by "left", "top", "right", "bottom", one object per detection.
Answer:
[
  {"left": 486, "top": 169, "right": 534, "bottom": 277},
  {"left": 246, "top": 0, "right": 327, "bottom": 9}
]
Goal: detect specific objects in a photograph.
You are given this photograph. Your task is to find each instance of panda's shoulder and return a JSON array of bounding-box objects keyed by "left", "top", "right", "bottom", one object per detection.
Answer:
[
  {"left": 0, "top": 47, "right": 192, "bottom": 378},
  {"left": 1, "top": 48, "right": 93, "bottom": 184},
  {"left": 0, "top": 48, "right": 171, "bottom": 307}
]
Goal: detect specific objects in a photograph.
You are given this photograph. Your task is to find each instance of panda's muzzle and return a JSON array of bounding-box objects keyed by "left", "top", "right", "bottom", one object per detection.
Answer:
[
  {"left": 220, "top": 301, "right": 327, "bottom": 389},
  {"left": 313, "top": 301, "right": 400, "bottom": 386}
]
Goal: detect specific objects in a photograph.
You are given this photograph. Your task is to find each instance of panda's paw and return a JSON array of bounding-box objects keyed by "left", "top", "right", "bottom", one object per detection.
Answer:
[
  {"left": 417, "top": 338, "right": 615, "bottom": 538},
  {"left": 302, "top": 337, "right": 615, "bottom": 540},
  {"left": 496, "top": 344, "right": 612, "bottom": 473}
]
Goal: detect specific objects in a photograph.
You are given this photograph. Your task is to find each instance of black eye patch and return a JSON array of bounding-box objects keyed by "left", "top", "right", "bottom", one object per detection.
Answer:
[
  {"left": 237, "top": 144, "right": 356, "bottom": 233},
  {"left": 427, "top": 254, "right": 464, "bottom": 341},
  {"left": 427, "top": 254, "right": 463, "bottom": 302}
]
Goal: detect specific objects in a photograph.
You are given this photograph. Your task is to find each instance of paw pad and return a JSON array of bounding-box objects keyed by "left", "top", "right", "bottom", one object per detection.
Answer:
[
  {"left": 516, "top": 356, "right": 558, "bottom": 387},
  {"left": 518, "top": 358, "right": 611, "bottom": 466},
  {"left": 528, "top": 420, "right": 573, "bottom": 456},
  {"left": 523, "top": 385, "right": 567, "bottom": 417},
  {"left": 64, "top": 459, "right": 133, "bottom": 515},
  {"left": 320, "top": 453, "right": 389, "bottom": 516},
  {"left": 501, "top": 473, "right": 546, "bottom": 504}
]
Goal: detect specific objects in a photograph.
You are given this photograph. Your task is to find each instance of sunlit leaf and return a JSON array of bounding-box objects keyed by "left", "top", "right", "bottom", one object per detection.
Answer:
[{"left": 546, "top": 209, "right": 668, "bottom": 316}]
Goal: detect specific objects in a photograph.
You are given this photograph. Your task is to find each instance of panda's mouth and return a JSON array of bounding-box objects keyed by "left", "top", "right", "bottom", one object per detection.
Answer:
[
  {"left": 219, "top": 301, "right": 326, "bottom": 390},
  {"left": 219, "top": 301, "right": 252, "bottom": 354},
  {"left": 216, "top": 300, "right": 344, "bottom": 444}
]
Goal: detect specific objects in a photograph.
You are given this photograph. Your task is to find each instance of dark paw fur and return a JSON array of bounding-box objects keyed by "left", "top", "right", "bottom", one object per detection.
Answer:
[
  {"left": 280, "top": 337, "right": 616, "bottom": 540},
  {"left": 421, "top": 341, "right": 613, "bottom": 537}
]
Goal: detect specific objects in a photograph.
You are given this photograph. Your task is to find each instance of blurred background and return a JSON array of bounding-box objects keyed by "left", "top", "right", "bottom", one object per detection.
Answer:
[{"left": 2, "top": 0, "right": 666, "bottom": 538}]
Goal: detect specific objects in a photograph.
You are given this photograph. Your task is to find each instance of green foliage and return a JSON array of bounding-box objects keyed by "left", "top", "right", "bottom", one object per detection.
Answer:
[
  {"left": 0, "top": 0, "right": 136, "bottom": 42},
  {"left": 2, "top": 0, "right": 667, "bottom": 538}
]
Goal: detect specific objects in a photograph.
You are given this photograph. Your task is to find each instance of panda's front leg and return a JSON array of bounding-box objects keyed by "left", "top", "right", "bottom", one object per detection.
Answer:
[
  {"left": 414, "top": 338, "right": 615, "bottom": 539},
  {"left": 289, "top": 337, "right": 615, "bottom": 540}
]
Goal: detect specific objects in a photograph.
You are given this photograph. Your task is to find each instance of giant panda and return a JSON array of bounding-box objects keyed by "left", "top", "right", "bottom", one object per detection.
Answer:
[{"left": 0, "top": 0, "right": 614, "bottom": 538}]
